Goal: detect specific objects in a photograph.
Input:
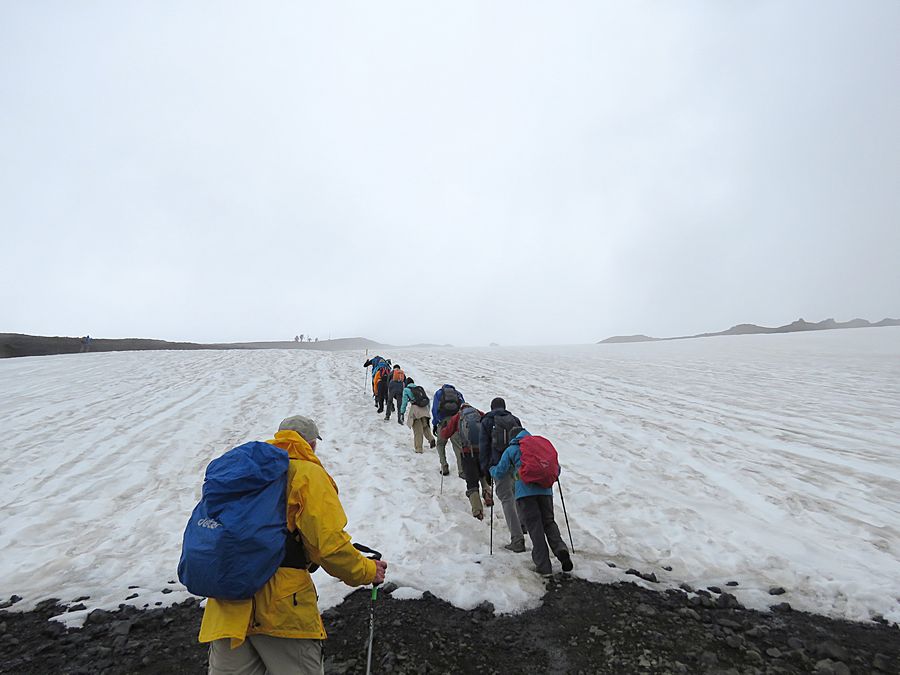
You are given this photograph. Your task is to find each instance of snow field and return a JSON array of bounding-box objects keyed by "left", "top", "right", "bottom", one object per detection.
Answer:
[{"left": 0, "top": 327, "right": 897, "bottom": 627}]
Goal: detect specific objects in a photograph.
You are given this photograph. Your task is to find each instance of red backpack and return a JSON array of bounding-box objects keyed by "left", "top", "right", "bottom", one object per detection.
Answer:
[{"left": 517, "top": 436, "right": 560, "bottom": 488}]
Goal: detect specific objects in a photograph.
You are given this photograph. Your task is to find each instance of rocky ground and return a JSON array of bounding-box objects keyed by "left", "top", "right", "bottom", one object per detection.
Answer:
[{"left": 1, "top": 575, "right": 897, "bottom": 675}]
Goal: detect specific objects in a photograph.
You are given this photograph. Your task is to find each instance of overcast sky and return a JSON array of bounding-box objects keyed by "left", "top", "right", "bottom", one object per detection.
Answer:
[{"left": 1, "top": 1, "right": 898, "bottom": 346}]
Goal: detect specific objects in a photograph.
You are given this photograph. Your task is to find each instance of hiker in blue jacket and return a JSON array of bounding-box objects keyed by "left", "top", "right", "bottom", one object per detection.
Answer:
[
  {"left": 431, "top": 384, "right": 465, "bottom": 477},
  {"left": 491, "top": 428, "right": 572, "bottom": 577}
]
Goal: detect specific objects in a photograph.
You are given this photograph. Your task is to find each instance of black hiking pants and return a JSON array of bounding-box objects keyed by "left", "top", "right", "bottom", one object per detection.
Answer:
[
  {"left": 517, "top": 495, "right": 568, "bottom": 575},
  {"left": 386, "top": 385, "right": 403, "bottom": 420},
  {"left": 460, "top": 450, "right": 484, "bottom": 495},
  {"left": 376, "top": 385, "right": 388, "bottom": 413}
]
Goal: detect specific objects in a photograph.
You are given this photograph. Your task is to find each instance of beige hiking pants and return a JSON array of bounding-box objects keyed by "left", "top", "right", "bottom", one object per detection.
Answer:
[
  {"left": 208, "top": 635, "right": 324, "bottom": 675},
  {"left": 411, "top": 417, "right": 435, "bottom": 452}
]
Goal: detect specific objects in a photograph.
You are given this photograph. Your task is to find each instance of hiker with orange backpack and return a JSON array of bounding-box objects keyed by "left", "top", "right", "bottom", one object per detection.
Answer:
[
  {"left": 490, "top": 427, "right": 573, "bottom": 577},
  {"left": 439, "top": 402, "right": 494, "bottom": 520},
  {"left": 372, "top": 363, "right": 392, "bottom": 414},
  {"left": 384, "top": 365, "right": 406, "bottom": 423}
]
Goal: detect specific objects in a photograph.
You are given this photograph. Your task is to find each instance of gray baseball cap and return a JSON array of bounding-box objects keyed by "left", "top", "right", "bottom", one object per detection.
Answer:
[{"left": 278, "top": 415, "right": 322, "bottom": 443}]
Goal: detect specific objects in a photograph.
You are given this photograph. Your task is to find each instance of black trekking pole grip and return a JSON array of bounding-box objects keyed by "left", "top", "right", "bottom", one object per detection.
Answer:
[{"left": 353, "top": 542, "right": 383, "bottom": 561}]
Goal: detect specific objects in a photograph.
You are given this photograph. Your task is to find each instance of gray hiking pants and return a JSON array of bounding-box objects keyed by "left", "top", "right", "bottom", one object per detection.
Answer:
[
  {"left": 518, "top": 494, "right": 568, "bottom": 575},
  {"left": 494, "top": 473, "right": 524, "bottom": 546}
]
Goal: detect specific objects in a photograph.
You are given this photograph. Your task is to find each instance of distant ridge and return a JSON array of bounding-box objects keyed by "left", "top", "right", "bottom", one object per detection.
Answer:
[
  {"left": 599, "top": 317, "right": 900, "bottom": 344},
  {"left": 0, "top": 334, "right": 391, "bottom": 359}
]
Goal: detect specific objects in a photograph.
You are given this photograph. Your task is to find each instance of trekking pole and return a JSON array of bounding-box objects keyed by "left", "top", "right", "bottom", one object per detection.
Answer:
[
  {"left": 489, "top": 502, "right": 493, "bottom": 555},
  {"left": 556, "top": 477, "right": 575, "bottom": 554},
  {"left": 440, "top": 470, "right": 443, "bottom": 496},
  {"left": 353, "top": 543, "right": 382, "bottom": 675}
]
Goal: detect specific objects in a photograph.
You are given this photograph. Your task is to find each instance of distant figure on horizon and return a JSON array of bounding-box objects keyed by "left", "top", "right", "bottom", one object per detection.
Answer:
[{"left": 79, "top": 335, "right": 92, "bottom": 353}]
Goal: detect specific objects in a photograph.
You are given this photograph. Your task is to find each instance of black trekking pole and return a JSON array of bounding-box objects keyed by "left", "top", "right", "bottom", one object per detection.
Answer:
[
  {"left": 556, "top": 477, "right": 575, "bottom": 554},
  {"left": 353, "top": 543, "right": 383, "bottom": 675}
]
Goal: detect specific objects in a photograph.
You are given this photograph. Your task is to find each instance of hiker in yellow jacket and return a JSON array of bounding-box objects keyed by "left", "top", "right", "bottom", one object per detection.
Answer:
[{"left": 200, "top": 415, "right": 388, "bottom": 674}]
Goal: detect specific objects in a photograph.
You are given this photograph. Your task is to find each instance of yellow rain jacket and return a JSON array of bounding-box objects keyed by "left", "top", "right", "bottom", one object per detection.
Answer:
[{"left": 198, "top": 430, "right": 376, "bottom": 647}]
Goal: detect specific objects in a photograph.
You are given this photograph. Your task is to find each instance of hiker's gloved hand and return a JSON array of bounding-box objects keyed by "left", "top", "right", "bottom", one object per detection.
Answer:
[
  {"left": 432, "top": 424, "right": 438, "bottom": 435},
  {"left": 373, "top": 559, "right": 388, "bottom": 585}
]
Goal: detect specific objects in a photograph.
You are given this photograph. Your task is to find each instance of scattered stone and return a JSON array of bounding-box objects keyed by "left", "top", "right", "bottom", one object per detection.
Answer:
[
  {"left": 771, "top": 602, "right": 792, "bottom": 613},
  {"left": 606, "top": 562, "right": 616, "bottom": 568},
  {"left": 678, "top": 607, "right": 700, "bottom": 621},
  {"left": 678, "top": 582, "right": 694, "bottom": 593},
  {"left": 161, "top": 588, "right": 173, "bottom": 595},
  {"left": 111, "top": 621, "right": 132, "bottom": 637},
  {"left": 699, "top": 650, "right": 718, "bottom": 667},
  {"left": 725, "top": 634, "right": 742, "bottom": 649},
  {"left": 715, "top": 617, "right": 741, "bottom": 630},
  {"left": 769, "top": 586, "right": 786, "bottom": 595},
  {"left": 85, "top": 609, "right": 113, "bottom": 625},
  {"left": 725, "top": 580, "right": 739, "bottom": 587},
  {"left": 873, "top": 653, "right": 894, "bottom": 672},
  {"left": 380, "top": 582, "right": 399, "bottom": 595},
  {"left": 662, "top": 565, "right": 673, "bottom": 571},
  {"left": 68, "top": 603, "right": 87, "bottom": 612},
  {"left": 787, "top": 637, "right": 804, "bottom": 651},
  {"left": 125, "top": 593, "right": 139, "bottom": 600},
  {"left": 707, "top": 586, "right": 722, "bottom": 594},
  {"left": 128, "top": 585, "right": 139, "bottom": 589},
  {"left": 815, "top": 641, "right": 849, "bottom": 662},
  {"left": 636, "top": 603, "right": 657, "bottom": 617},
  {"left": 745, "top": 650, "right": 763, "bottom": 664},
  {"left": 766, "top": 647, "right": 783, "bottom": 658},
  {"left": 715, "top": 592, "right": 743, "bottom": 610}
]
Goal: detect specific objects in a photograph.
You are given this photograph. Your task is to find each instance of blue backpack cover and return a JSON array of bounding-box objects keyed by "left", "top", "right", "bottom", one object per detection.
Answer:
[{"left": 177, "top": 441, "right": 290, "bottom": 600}]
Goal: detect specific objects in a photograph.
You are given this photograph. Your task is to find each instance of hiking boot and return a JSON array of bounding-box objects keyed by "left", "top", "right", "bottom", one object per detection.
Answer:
[
  {"left": 398, "top": 415, "right": 404, "bottom": 424},
  {"left": 536, "top": 568, "right": 553, "bottom": 578},
  {"left": 468, "top": 492, "right": 484, "bottom": 519},
  {"left": 504, "top": 539, "right": 526, "bottom": 553},
  {"left": 558, "top": 550, "right": 573, "bottom": 573},
  {"left": 429, "top": 439, "right": 436, "bottom": 449}
]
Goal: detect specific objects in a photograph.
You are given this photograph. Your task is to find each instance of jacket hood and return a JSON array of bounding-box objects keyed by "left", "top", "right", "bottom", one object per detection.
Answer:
[
  {"left": 513, "top": 429, "right": 530, "bottom": 442},
  {"left": 267, "top": 430, "right": 322, "bottom": 465}
]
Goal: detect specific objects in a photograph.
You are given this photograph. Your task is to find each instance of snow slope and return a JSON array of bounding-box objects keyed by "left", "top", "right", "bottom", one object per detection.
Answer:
[{"left": 0, "top": 328, "right": 898, "bottom": 627}]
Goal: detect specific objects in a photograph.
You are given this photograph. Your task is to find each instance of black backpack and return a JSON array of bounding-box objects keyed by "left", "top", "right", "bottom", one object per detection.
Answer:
[
  {"left": 438, "top": 386, "right": 462, "bottom": 416},
  {"left": 410, "top": 385, "right": 429, "bottom": 407},
  {"left": 491, "top": 411, "right": 521, "bottom": 456}
]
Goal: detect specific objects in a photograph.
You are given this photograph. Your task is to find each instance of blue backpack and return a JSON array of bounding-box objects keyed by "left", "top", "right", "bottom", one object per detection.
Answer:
[{"left": 177, "top": 441, "right": 290, "bottom": 600}]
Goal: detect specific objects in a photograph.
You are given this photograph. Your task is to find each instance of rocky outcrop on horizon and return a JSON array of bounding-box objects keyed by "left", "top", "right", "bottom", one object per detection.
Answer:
[
  {"left": 0, "top": 334, "right": 389, "bottom": 359},
  {"left": 600, "top": 317, "right": 900, "bottom": 344}
]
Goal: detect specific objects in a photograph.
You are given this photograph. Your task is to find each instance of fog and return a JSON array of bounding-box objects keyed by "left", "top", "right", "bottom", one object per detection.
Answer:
[{"left": 2, "top": 1, "right": 898, "bottom": 345}]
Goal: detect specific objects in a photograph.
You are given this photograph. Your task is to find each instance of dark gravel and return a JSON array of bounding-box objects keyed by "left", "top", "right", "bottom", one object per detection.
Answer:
[{"left": 1, "top": 576, "right": 897, "bottom": 674}]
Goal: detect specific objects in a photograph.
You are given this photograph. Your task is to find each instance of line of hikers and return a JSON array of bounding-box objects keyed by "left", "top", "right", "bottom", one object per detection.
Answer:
[
  {"left": 181, "top": 357, "right": 574, "bottom": 673},
  {"left": 363, "top": 355, "right": 573, "bottom": 578}
]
